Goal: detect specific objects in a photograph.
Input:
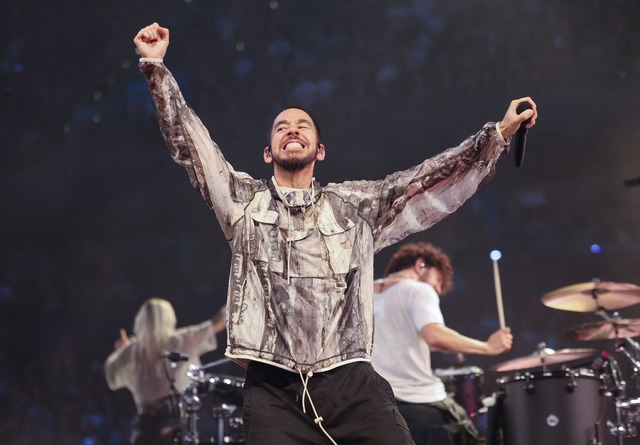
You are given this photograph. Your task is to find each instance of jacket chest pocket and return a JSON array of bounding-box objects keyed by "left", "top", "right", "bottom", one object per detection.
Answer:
[
  {"left": 250, "top": 210, "right": 284, "bottom": 274},
  {"left": 317, "top": 218, "right": 356, "bottom": 275}
]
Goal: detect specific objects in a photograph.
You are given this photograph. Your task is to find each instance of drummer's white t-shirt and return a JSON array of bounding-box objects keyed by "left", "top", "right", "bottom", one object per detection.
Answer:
[{"left": 371, "top": 279, "right": 448, "bottom": 403}]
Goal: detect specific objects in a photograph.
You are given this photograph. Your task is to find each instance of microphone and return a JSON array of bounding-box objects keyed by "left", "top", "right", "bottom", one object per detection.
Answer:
[
  {"left": 512, "top": 101, "right": 533, "bottom": 168},
  {"left": 163, "top": 351, "right": 189, "bottom": 362},
  {"left": 623, "top": 175, "right": 640, "bottom": 188}
]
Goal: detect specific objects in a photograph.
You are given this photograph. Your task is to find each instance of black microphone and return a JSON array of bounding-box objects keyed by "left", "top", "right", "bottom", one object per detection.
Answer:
[
  {"left": 512, "top": 101, "right": 533, "bottom": 168},
  {"left": 623, "top": 175, "right": 640, "bottom": 188},
  {"left": 163, "top": 351, "right": 189, "bottom": 362}
]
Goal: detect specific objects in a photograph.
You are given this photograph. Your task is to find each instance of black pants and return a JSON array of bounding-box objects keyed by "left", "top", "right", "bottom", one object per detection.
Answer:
[
  {"left": 131, "top": 412, "right": 181, "bottom": 445},
  {"left": 397, "top": 398, "right": 479, "bottom": 445},
  {"left": 242, "top": 361, "right": 415, "bottom": 445}
]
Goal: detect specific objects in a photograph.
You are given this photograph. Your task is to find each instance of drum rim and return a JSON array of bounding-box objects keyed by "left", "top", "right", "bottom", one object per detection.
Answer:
[
  {"left": 496, "top": 367, "right": 598, "bottom": 384},
  {"left": 206, "top": 373, "right": 246, "bottom": 386},
  {"left": 434, "top": 365, "right": 484, "bottom": 377}
]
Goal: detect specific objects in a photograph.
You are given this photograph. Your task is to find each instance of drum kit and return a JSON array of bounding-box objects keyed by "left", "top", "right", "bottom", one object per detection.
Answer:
[
  {"left": 436, "top": 280, "right": 640, "bottom": 445},
  {"left": 176, "top": 358, "right": 245, "bottom": 444}
]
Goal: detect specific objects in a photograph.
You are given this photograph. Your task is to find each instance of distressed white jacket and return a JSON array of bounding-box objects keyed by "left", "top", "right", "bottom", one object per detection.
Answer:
[{"left": 141, "top": 61, "right": 509, "bottom": 373}]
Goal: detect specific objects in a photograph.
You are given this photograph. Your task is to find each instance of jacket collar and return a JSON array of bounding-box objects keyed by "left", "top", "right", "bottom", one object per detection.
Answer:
[{"left": 268, "top": 177, "right": 322, "bottom": 208}]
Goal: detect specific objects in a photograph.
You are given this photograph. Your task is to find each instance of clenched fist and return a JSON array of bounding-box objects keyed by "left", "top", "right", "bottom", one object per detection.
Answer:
[{"left": 134, "top": 22, "right": 170, "bottom": 59}]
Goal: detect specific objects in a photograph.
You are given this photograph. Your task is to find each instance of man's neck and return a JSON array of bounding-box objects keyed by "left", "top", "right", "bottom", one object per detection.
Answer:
[
  {"left": 389, "top": 268, "right": 419, "bottom": 281},
  {"left": 273, "top": 166, "right": 315, "bottom": 189},
  {"left": 375, "top": 268, "right": 420, "bottom": 293}
]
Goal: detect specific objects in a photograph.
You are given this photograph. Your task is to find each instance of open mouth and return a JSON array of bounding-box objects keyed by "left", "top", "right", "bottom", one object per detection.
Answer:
[{"left": 283, "top": 140, "right": 305, "bottom": 150}]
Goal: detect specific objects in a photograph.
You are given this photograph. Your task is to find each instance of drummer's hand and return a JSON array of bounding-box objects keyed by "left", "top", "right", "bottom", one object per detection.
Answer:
[
  {"left": 114, "top": 328, "right": 130, "bottom": 350},
  {"left": 486, "top": 327, "right": 513, "bottom": 355}
]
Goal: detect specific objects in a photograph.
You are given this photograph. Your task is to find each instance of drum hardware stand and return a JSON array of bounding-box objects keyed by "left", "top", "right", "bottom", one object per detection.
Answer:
[
  {"left": 163, "top": 354, "right": 188, "bottom": 444},
  {"left": 595, "top": 345, "right": 637, "bottom": 442},
  {"left": 537, "top": 342, "right": 549, "bottom": 373},
  {"left": 182, "top": 365, "right": 207, "bottom": 444},
  {"left": 182, "top": 363, "right": 245, "bottom": 444},
  {"left": 522, "top": 372, "right": 535, "bottom": 394},
  {"left": 588, "top": 422, "right": 604, "bottom": 445},
  {"left": 614, "top": 338, "right": 640, "bottom": 370},
  {"left": 608, "top": 349, "right": 640, "bottom": 441},
  {"left": 182, "top": 383, "right": 203, "bottom": 444},
  {"left": 199, "top": 357, "right": 232, "bottom": 371},
  {"left": 565, "top": 372, "right": 577, "bottom": 393},
  {"left": 212, "top": 403, "right": 236, "bottom": 444}
]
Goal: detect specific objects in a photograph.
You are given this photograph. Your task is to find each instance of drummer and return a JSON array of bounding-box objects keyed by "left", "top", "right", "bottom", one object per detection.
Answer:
[{"left": 371, "top": 242, "right": 513, "bottom": 445}]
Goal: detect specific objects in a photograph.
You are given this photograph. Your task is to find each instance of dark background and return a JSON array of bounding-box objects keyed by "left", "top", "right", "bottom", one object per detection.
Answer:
[{"left": 2, "top": 0, "right": 640, "bottom": 443}]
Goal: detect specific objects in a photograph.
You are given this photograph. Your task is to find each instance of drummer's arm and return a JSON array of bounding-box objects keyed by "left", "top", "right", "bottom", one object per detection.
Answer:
[{"left": 421, "top": 323, "right": 513, "bottom": 356}]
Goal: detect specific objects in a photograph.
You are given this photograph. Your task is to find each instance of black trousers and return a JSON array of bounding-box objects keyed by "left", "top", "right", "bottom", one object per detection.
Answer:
[{"left": 242, "top": 361, "right": 415, "bottom": 445}]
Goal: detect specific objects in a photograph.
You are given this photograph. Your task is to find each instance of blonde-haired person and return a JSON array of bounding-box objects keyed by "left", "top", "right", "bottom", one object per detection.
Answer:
[{"left": 105, "top": 298, "right": 226, "bottom": 445}]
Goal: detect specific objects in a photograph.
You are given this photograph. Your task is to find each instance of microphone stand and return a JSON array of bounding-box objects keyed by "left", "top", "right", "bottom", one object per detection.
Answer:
[{"left": 162, "top": 357, "right": 184, "bottom": 444}]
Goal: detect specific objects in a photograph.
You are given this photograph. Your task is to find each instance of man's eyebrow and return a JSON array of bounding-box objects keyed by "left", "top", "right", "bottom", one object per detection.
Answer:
[
  {"left": 296, "top": 119, "right": 313, "bottom": 126},
  {"left": 273, "top": 118, "right": 313, "bottom": 128}
]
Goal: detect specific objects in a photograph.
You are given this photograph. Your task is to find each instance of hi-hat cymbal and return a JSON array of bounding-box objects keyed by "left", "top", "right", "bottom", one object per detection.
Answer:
[
  {"left": 541, "top": 281, "right": 640, "bottom": 312},
  {"left": 566, "top": 319, "right": 640, "bottom": 341},
  {"left": 490, "top": 347, "right": 597, "bottom": 372}
]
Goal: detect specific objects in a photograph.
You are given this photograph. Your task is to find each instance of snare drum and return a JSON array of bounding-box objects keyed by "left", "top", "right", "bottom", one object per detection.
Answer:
[
  {"left": 434, "top": 366, "right": 484, "bottom": 417},
  {"left": 497, "top": 369, "right": 607, "bottom": 445}
]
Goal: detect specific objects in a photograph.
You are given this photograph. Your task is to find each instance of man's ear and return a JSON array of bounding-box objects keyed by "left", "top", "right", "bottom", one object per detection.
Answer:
[
  {"left": 316, "top": 143, "right": 326, "bottom": 161},
  {"left": 414, "top": 258, "right": 427, "bottom": 273},
  {"left": 263, "top": 146, "right": 273, "bottom": 164}
]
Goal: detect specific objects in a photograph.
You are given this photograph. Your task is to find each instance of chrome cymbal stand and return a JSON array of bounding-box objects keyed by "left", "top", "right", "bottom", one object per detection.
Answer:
[
  {"left": 604, "top": 356, "right": 634, "bottom": 442},
  {"left": 593, "top": 310, "right": 638, "bottom": 441},
  {"left": 595, "top": 309, "right": 640, "bottom": 367},
  {"left": 212, "top": 403, "right": 236, "bottom": 444},
  {"left": 183, "top": 365, "right": 206, "bottom": 444}
]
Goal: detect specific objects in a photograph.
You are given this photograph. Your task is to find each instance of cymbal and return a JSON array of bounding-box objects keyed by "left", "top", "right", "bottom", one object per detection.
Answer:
[
  {"left": 567, "top": 319, "right": 640, "bottom": 341},
  {"left": 541, "top": 281, "right": 640, "bottom": 312},
  {"left": 491, "top": 347, "right": 597, "bottom": 372}
]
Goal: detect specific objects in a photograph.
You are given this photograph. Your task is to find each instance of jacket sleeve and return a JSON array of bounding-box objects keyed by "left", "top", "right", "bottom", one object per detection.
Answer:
[
  {"left": 140, "top": 61, "right": 254, "bottom": 241},
  {"left": 104, "top": 347, "right": 129, "bottom": 391},
  {"left": 176, "top": 321, "right": 219, "bottom": 357},
  {"left": 343, "top": 123, "right": 509, "bottom": 252}
]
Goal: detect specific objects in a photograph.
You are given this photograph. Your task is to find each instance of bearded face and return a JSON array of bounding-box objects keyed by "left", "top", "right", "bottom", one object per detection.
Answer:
[{"left": 268, "top": 108, "right": 322, "bottom": 172}]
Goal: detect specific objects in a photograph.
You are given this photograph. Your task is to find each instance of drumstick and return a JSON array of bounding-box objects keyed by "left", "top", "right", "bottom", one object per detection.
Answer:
[{"left": 490, "top": 250, "right": 506, "bottom": 329}]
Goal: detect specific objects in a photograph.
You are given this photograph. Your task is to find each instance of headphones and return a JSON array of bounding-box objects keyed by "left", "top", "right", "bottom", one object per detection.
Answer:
[
  {"left": 317, "top": 145, "right": 323, "bottom": 155},
  {"left": 419, "top": 263, "right": 426, "bottom": 269}
]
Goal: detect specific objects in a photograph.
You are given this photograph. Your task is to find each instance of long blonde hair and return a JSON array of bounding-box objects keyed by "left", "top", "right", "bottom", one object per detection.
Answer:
[{"left": 133, "top": 298, "right": 177, "bottom": 377}]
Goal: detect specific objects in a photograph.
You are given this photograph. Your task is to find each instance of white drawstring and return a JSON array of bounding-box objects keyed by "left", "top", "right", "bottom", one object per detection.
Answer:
[{"left": 298, "top": 370, "right": 339, "bottom": 445}]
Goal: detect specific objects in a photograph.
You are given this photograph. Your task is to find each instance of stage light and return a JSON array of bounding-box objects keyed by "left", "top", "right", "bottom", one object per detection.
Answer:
[{"left": 490, "top": 250, "right": 502, "bottom": 261}]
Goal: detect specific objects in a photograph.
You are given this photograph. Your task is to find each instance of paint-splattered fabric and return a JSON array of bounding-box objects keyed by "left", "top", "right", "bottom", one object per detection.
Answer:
[{"left": 140, "top": 61, "right": 509, "bottom": 373}]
